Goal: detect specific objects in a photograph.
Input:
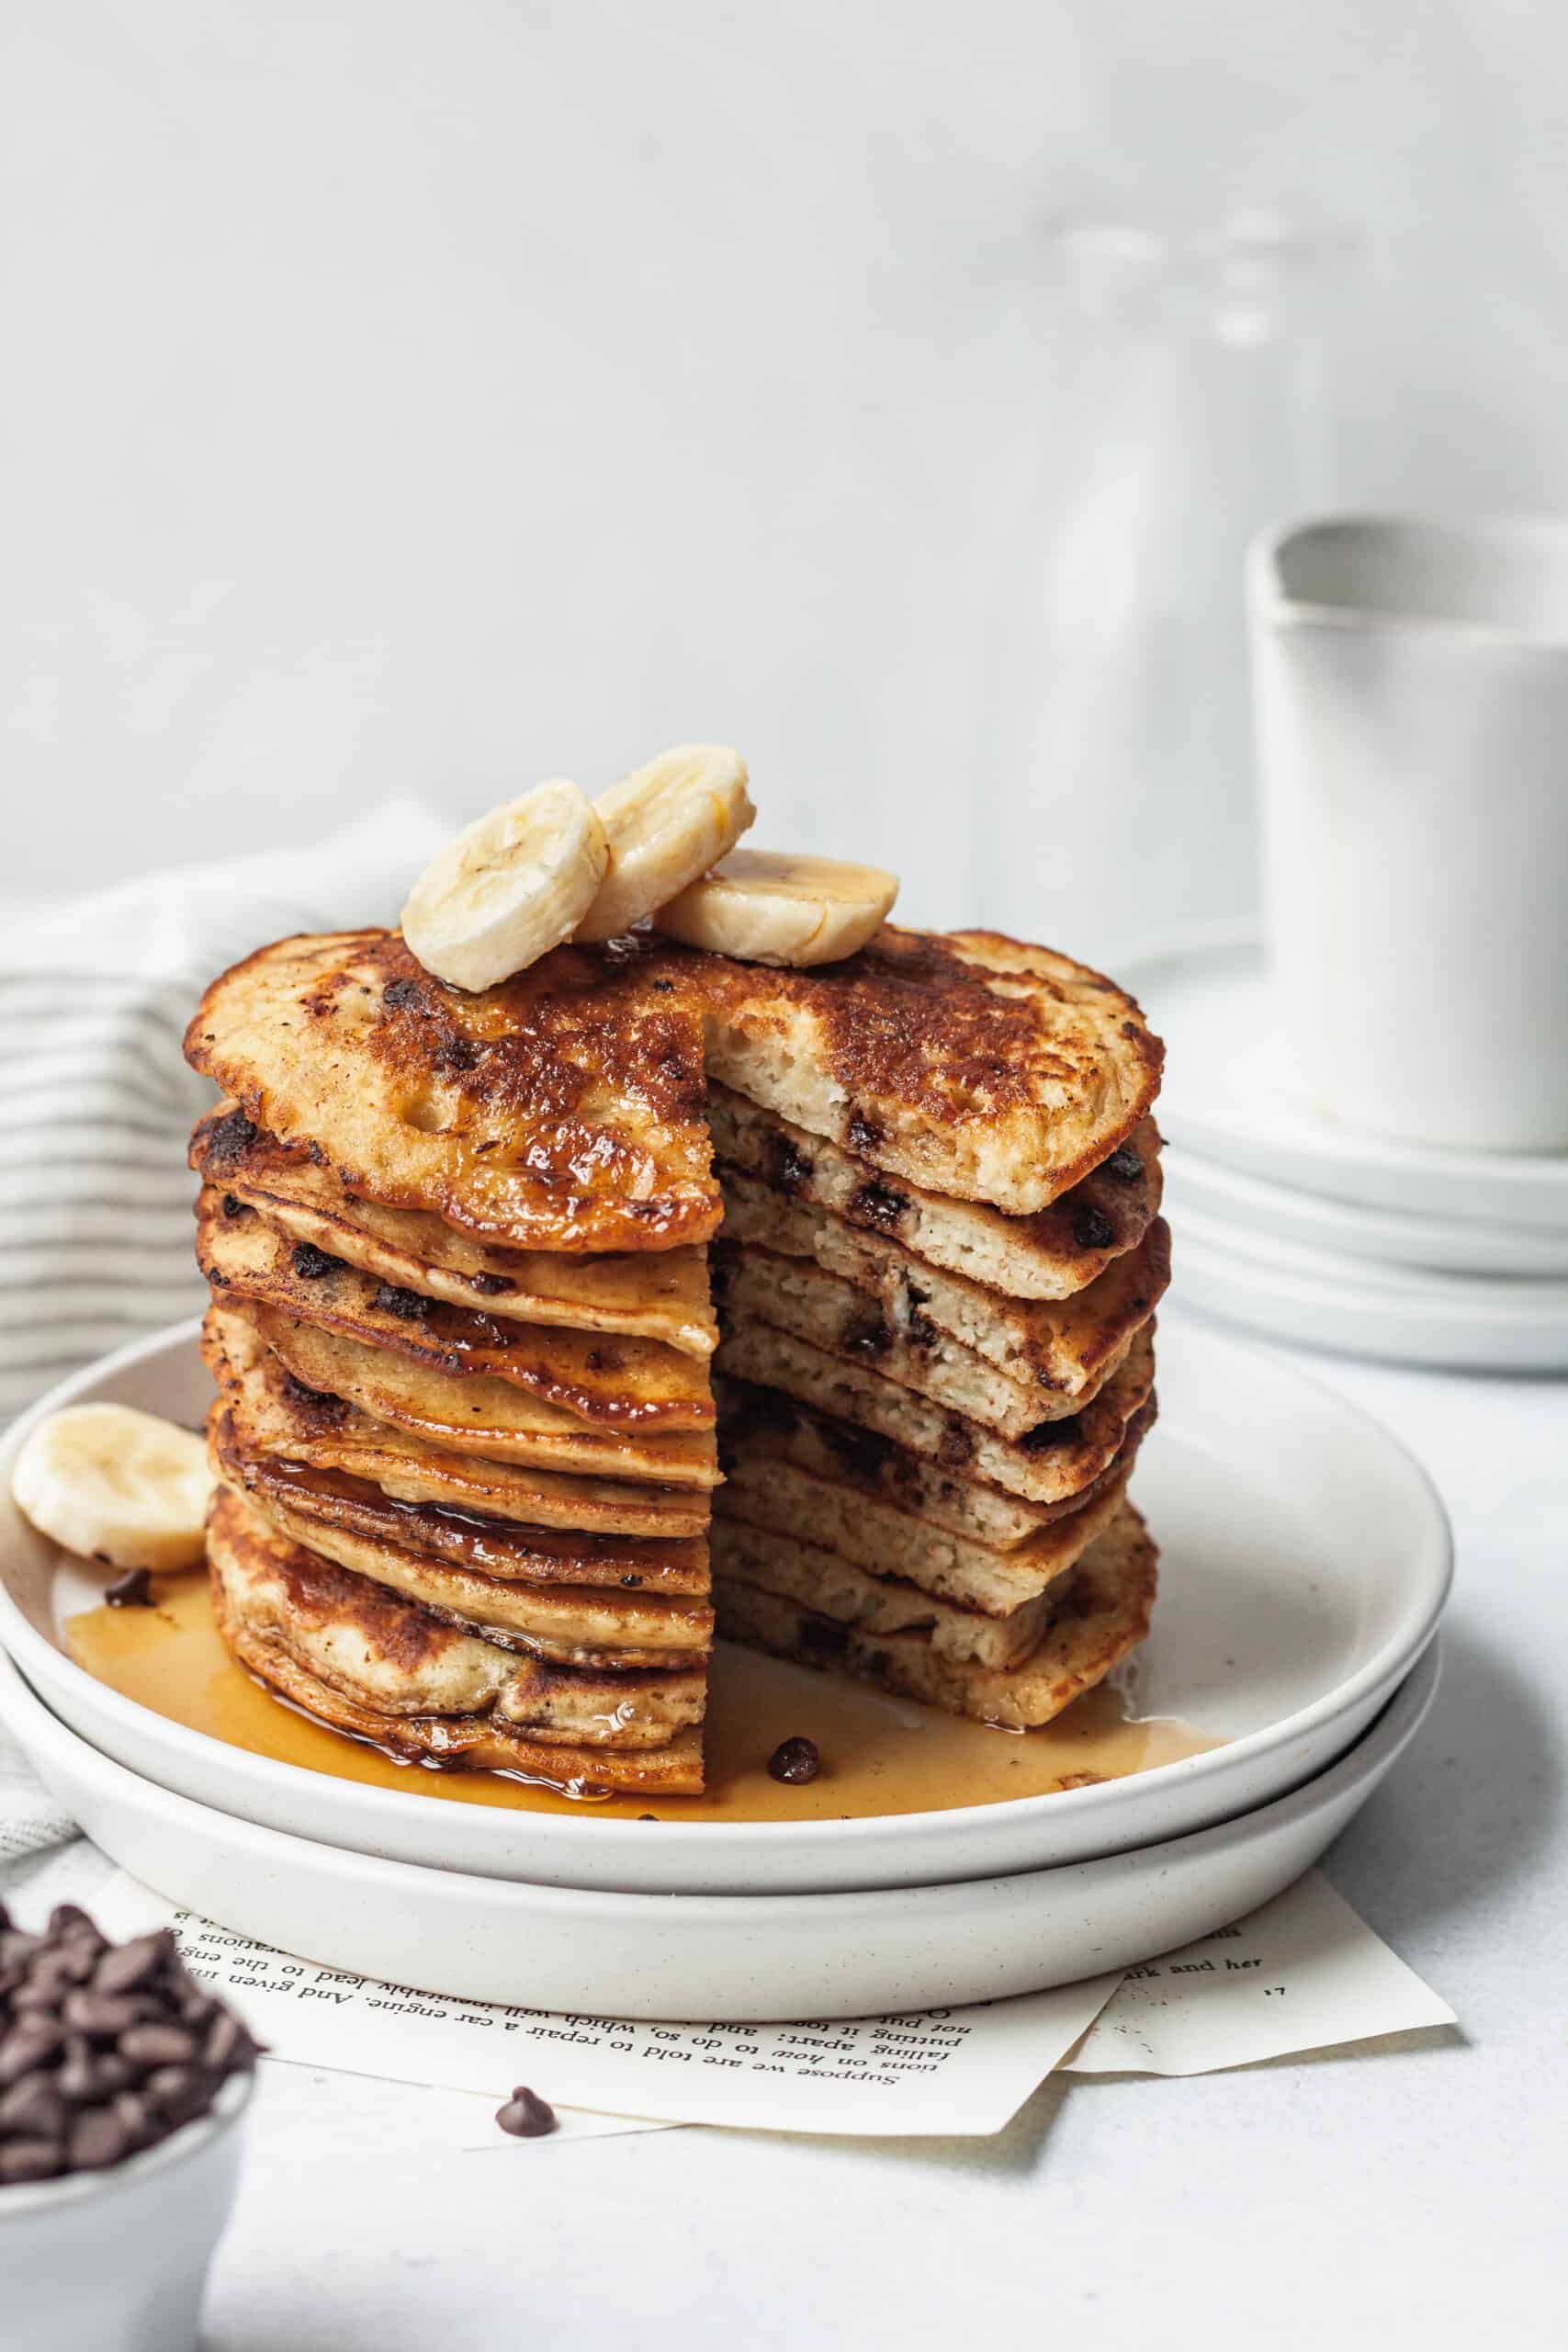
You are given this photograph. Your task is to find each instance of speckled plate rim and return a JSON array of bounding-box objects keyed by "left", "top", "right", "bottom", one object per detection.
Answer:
[{"left": 0, "top": 1319, "right": 1451, "bottom": 1894}]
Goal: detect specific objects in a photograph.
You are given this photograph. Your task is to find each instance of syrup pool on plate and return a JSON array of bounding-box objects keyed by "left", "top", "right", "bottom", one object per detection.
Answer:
[{"left": 67, "top": 1572, "right": 1220, "bottom": 1823}]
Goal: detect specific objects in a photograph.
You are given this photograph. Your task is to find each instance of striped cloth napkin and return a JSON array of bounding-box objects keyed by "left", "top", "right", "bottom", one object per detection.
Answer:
[{"left": 0, "top": 802, "right": 443, "bottom": 1425}]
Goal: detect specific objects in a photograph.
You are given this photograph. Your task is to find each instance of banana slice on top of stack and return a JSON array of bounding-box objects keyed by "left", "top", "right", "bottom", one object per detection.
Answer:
[{"left": 400, "top": 744, "right": 898, "bottom": 989}]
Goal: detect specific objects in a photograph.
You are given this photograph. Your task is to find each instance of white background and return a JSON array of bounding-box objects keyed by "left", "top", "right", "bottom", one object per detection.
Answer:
[{"left": 6, "top": 1, "right": 1568, "bottom": 949}]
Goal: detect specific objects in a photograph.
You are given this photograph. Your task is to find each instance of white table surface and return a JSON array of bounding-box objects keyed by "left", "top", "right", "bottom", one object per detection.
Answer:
[{"left": 164, "top": 1300, "right": 1562, "bottom": 2351}]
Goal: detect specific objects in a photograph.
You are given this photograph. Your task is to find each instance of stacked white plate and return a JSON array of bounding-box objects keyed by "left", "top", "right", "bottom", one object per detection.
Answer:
[
  {"left": 1119, "top": 925, "right": 1568, "bottom": 1372},
  {"left": 0, "top": 1318, "right": 1450, "bottom": 2019}
]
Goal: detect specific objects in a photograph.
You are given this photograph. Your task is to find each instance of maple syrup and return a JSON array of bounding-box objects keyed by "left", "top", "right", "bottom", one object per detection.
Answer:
[{"left": 66, "top": 1572, "right": 1219, "bottom": 1825}]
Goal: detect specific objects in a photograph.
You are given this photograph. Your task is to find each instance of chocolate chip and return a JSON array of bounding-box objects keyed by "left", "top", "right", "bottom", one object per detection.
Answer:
[
  {"left": 495, "top": 2086, "right": 558, "bottom": 2139},
  {"left": 637, "top": 1814, "right": 657, "bottom": 1822},
  {"left": 619, "top": 1574, "right": 642, "bottom": 1588},
  {"left": 0, "top": 2139, "right": 63, "bottom": 2184},
  {"left": 843, "top": 1312, "right": 892, "bottom": 1361},
  {"left": 1072, "top": 1204, "right": 1115, "bottom": 1250},
  {"left": 381, "top": 976, "right": 427, "bottom": 1012},
  {"left": 281, "top": 1373, "right": 347, "bottom": 1421},
  {"left": 935, "top": 1420, "right": 975, "bottom": 1471},
  {"left": 469, "top": 1272, "right": 513, "bottom": 1296},
  {"left": 203, "top": 2011, "right": 256, "bottom": 2073},
  {"left": 205, "top": 1107, "right": 258, "bottom": 1164},
  {"left": 93, "top": 1929, "right": 175, "bottom": 1996},
  {"left": 105, "top": 1566, "right": 154, "bottom": 1609},
  {"left": 62, "top": 1990, "right": 155, "bottom": 2038},
  {"left": 0, "top": 2020, "right": 64, "bottom": 2084},
  {"left": 141, "top": 2063, "right": 202, "bottom": 2112},
  {"left": 290, "top": 1241, "right": 342, "bottom": 1281},
  {"left": 372, "top": 1283, "right": 431, "bottom": 1320},
  {"left": 1103, "top": 1144, "right": 1142, "bottom": 1182},
  {"left": 762, "top": 1132, "right": 814, "bottom": 1194},
  {"left": 68, "top": 2106, "right": 130, "bottom": 2172},
  {"left": 48, "top": 1905, "right": 101, "bottom": 1947},
  {"left": 767, "top": 1736, "right": 821, "bottom": 1785},
  {"left": 0, "top": 2073, "right": 69, "bottom": 2138},
  {"left": 220, "top": 1193, "right": 247, "bottom": 1219},
  {"left": 847, "top": 1180, "right": 908, "bottom": 1236},
  {"left": 846, "top": 1113, "right": 884, "bottom": 1155},
  {"left": 119, "top": 2022, "right": 199, "bottom": 2067}
]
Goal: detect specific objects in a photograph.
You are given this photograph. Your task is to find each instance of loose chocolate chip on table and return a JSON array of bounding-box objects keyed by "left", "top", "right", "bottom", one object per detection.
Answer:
[
  {"left": 0, "top": 2140, "right": 62, "bottom": 2185},
  {"left": 291, "top": 1241, "right": 342, "bottom": 1280},
  {"left": 767, "top": 1736, "right": 821, "bottom": 1785},
  {"left": 495, "top": 2086, "right": 558, "bottom": 2139},
  {"left": 1072, "top": 1204, "right": 1116, "bottom": 1250},
  {"left": 105, "top": 1566, "right": 155, "bottom": 1609}
]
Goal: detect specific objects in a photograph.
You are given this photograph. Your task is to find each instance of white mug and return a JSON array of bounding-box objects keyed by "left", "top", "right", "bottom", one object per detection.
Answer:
[{"left": 1249, "top": 514, "right": 1568, "bottom": 1154}]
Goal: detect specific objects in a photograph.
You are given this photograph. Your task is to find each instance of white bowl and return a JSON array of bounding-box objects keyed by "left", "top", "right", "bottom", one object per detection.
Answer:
[
  {"left": 0, "top": 2071, "right": 252, "bottom": 2352},
  {"left": 0, "top": 1319, "right": 1451, "bottom": 1894},
  {"left": 0, "top": 1638, "right": 1440, "bottom": 2020}
]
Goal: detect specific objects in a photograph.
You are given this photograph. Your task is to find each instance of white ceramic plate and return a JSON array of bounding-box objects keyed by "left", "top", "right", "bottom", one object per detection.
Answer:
[
  {"left": 0, "top": 1638, "right": 1440, "bottom": 2020},
  {"left": 1173, "top": 1220, "right": 1568, "bottom": 1373},
  {"left": 1119, "top": 923, "right": 1568, "bottom": 1227},
  {"left": 1161, "top": 1144, "right": 1568, "bottom": 1278},
  {"left": 0, "top": 1319, "right": 1451, "bottom": 1894}
]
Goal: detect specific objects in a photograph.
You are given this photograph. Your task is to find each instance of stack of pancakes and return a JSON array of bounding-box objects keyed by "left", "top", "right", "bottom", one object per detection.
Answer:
[
  {"left": 186, "top": 929, "right": 725, "bottom": 1797},
  {"left": 183, "top": 922, "right": 1165, "bottom": 1793},
  {"left": 706, "top": 1103, "right": 1168, "bottom": 1724}
]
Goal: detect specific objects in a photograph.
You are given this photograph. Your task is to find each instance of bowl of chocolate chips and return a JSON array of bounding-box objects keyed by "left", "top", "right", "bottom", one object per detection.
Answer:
[{"left": 0, "top": 1898, "right": 258, "bottom": 2352}]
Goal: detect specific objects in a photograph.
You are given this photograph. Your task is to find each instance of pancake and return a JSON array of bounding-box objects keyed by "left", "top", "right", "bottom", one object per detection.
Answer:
[
  {"left": 233, "top": 1483, "right": 712, "bottom": 1671},
  {"left": 716, "top": 1246, "right": 1140, "bottom": 1436},
  {"left": 210, "top": 1486, "right": 706, "bottom": 1762},
  {"left": 693, "top": 925, "right": 1163, "bottom": 1214},
  {"left": 249, "top": 1304, "right": 721, "bottom": 1486},
  {"left": 713, "top": 1506, "right": 1157, "bottom": 1729},
  {"left": 192, "top": 1104, "right": 716, "bottom": 1355},
  {"left": 715, "top": 1453, "right": 1132, "bottom": 1617},
  {"left": 209, "top": 1404, "right": 708, "bottom": 1594},
  {"left": 204, "top": 1308, "right": 710, "bottom": 1539},
  {"left": 711, "top": 1517, "right": 1053, "bottom": 1670},
  {"left": 197, "top": 1190, "right": 713, "bottom": 1430},
  {"left": 185, "top": 931, "right": 720, "bottom": 1252},
  {"left": 718, "top": 1371, "right": 1156, "bottom": 1549},
  {"left": 709, "top": 1086, "right": 1162, "bottom": 1302},
  {"left": 715, "top": 1321, "right": 1156, "bottom": 1509},
  {"left": 720, "top": 1173, "right": 1169, "bottom": 1396}
]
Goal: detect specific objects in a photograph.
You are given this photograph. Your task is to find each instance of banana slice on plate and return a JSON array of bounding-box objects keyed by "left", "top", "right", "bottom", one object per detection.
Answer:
[
  {"left": 652, "top": 848, "right": 898, "bottom": 967},
  {"left": 575, "top": 744, "right": 756, "bottom": 942},
  {"left": 11, "top": 1404, "right": 214, "bottom": 1573},
  {"left": 402, "top": 780, "right": 609, "bottom": 992}
]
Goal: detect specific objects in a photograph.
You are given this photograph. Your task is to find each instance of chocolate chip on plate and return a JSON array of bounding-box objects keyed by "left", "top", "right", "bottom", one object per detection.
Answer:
[
  {"left": 495, "top": 2086, "right": 558, "bottom": 2139},
  {"left": 105, "top": 1566, "right": 155, "bottom": 1608},
  {"left": 767, "top": 1736, "right": 821, "bottom": 1785}
]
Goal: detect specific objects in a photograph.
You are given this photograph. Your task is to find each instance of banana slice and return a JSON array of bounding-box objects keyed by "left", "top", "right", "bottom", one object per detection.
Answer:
[
  {"left": 575, "top": 744, "right": 756, "bottom": 942},
  {"left": 11, "top": 1404, "right": 215, "bottom": 1573},
  {"left": 651, "top": 849, "right": 898, "bottom": 967},
  {"left": 401, "top": 781, "right": 609, "bottom": 991}
]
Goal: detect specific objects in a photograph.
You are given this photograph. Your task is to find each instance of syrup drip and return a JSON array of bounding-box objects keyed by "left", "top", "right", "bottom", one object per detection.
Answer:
[{"left": 66, "top": 1573, "right": 1220, "bottom": 1825}]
